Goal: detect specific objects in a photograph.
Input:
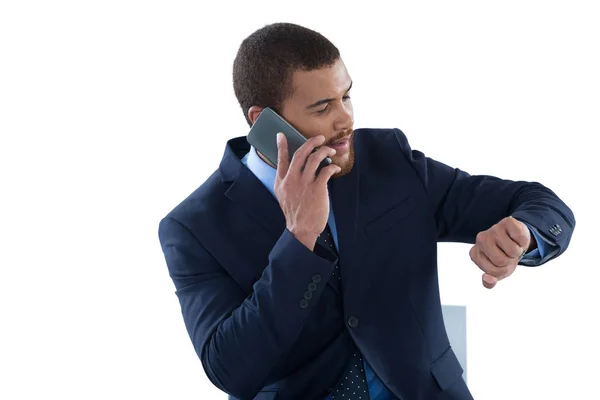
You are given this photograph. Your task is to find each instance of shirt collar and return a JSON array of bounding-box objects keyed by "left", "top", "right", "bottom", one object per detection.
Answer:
[
  {"left": 241, "top": 143, "right": 338, "bottom": 245},
  {"left": 242, "top": 145, "right": 278, "bottom": 198}
]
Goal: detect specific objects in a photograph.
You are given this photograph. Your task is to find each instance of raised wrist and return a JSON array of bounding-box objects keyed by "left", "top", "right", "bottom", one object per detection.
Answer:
[{"left": 289, "top": 229, "right": 319, "bottom": 251}]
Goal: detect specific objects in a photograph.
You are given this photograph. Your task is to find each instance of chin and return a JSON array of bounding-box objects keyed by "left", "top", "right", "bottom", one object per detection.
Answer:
[
  {"left": 331, "top": 153, "right": 354, "bottom": 178},
  {"left": 332, "top": 168, "right": 352, "bottom": 178}
]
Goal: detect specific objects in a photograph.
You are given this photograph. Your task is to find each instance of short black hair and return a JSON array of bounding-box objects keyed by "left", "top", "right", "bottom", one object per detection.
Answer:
[{"left": 233, "top": 23, "right": 341, "bottom": 126}]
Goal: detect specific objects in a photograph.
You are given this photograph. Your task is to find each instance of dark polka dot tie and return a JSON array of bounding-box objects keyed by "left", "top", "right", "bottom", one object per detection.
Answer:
[
  {"left": 318, "top": 225, "right": 370, "bottom": 400},
  {"left": 331, "top": 351, "right": 370, "bottom": 399},
  {"left": 318, "top": 225, "right": 341, "bottom": 281}
]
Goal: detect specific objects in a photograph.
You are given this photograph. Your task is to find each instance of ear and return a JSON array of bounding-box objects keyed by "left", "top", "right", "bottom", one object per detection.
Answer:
[{"left": 247, "top": 106, "right": 264, "bottom": 125}]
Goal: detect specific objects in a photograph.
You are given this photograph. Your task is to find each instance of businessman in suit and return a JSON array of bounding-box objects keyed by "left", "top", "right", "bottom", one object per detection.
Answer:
[{"left": 158, "top": 23, "right": 575, "bottom": 399}]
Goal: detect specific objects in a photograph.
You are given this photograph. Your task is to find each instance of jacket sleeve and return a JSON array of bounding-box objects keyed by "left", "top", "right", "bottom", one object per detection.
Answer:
[
  {"left": 158, "top": 217, "right": 337, "bottom": 398},
  {"left": 393, "top": 128, "right": 575, "bottom": 266}
]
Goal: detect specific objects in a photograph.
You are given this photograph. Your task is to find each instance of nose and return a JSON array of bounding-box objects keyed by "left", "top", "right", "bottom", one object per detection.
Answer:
[{"left": 333, "top": 102, "right": 353, "bottom": 132}]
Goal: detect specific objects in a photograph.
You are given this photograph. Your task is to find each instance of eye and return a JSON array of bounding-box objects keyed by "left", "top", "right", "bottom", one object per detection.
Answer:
[
  {"left": 343, "top": 94, "right": 351, "bottom": 101},
  {"left": 316, "top": 104, "right": 330, "bottom": 115}
]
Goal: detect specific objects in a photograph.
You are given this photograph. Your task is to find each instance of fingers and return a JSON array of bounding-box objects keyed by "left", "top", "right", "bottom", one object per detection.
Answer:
[
  {"left": 475, "top": 231, "right": 512, "bottom": 267},
  {"left": 276, "top": 133, "right": 289, "bottom": 181},
  {"left": 495, "top": 228, "right": 523, "bottom": 259},
  {"left": 303, "top": 146, "right": 337, "bottom": 180},
  {"left": 287, "top": 135, "right": 326, "bottom": 177},
  {"left": 315, "top": 163, "right": 342, "bottom": 186},
  {"left": 504, "top": 216, "right": 531, "bottom": 250},
  {"left": 469, "top": 245, "right": 511, "bottom": 281},
  {"left": 275, "top": 132, "right": 339, "bottom": 188},
  {"left": 471, "top": 217, "right": 529, "bottom": 290}
]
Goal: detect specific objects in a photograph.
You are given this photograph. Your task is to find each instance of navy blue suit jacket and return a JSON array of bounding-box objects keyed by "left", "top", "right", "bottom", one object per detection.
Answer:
[{"left": 158, "top": 128, "right": 575, "bottom": 399}]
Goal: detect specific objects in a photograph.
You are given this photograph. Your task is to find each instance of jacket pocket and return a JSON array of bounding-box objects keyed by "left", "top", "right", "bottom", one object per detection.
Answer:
[
  {"left": 364, "top": 195, "right": 416, "bottom": 237},
  {"left": 430, "top": 346, "right": 464, "bottom": 391},
  {"left": 253, "top": 391, "right": 278, "bottom": 399}
]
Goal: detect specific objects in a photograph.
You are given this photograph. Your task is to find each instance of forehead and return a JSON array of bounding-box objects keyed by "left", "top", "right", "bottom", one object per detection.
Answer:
[{"left": 288, "top": 59, "right": 351, "bottom": 103}]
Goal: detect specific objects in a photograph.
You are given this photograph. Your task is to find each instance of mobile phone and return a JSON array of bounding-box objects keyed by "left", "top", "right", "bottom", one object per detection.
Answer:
[{"left": 246, "top": 107, "right": 332, "bottom": 174}]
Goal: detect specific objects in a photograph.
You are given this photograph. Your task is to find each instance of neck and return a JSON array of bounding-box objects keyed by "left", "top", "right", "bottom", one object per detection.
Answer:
[{"left": 257, "top": 150, "right": 277, "bottom": 169}]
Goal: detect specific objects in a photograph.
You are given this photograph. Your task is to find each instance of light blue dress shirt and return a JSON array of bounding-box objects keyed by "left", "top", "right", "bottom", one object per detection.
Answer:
[{"left": 240, "top": 145, "right": 551, "bottom": 399}]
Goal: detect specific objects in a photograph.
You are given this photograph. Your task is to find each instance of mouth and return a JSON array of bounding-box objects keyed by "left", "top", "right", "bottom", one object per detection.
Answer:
[
  {"left": 330, "top": 133, "right": 353, "bottom": 145},
  {"left": 328, "top": 134, "right": 352, "bottom": 152}
]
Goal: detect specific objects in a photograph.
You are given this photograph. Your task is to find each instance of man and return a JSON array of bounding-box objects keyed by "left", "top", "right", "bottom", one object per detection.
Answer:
[{"left": 158, "top": 23, "right": 575, "bottom": 400}]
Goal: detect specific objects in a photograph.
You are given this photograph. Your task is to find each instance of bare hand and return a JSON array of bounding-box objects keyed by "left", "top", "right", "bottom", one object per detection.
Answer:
[
  {"left": 469, "top": 216, "right": 532, "bottom": 289},
  {"left": 274, "top": 133, "right": 341, "bottom": 250}
]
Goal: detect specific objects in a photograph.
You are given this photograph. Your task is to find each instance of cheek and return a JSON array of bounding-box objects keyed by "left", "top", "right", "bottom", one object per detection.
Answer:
[
  {"left": 304, "top": 120, "right": 333, "bottom": 138},
  {"left": 287, "top": 119, "right": 320, "bottom": 139},
  {"left": 341, "top": 101, "right": 354, "bottom": 124}
]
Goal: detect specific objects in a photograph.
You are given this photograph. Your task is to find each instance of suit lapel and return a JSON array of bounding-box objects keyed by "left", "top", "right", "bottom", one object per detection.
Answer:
[
  {"left": 220, "top": 138, "right": 287, "bottom": 239},
  {"left": 329, "top": 151, "right": 363, "bottom": 300},
  {"left": 225, "top": 166, "right": 287, "bottom": 238}
]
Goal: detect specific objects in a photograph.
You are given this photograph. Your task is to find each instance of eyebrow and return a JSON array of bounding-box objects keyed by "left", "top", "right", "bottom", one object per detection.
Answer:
[{"left": 306, "top": 81, "right": 353, "bottom": 110}]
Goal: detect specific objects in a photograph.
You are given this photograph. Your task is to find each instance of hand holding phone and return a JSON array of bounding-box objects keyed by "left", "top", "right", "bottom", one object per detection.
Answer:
[
  {"left": 246, "top": 107, "right": 340, "bottom": 249},
  {"left": 273, "top": 132, "right": 341, "bottom": 250},
  {"left": 247, "top": 107, "right": 333, "bottom": 175}
]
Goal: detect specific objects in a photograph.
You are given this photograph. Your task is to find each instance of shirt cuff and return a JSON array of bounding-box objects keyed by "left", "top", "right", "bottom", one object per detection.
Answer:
[{"left": 520, "top": 222, "right": 557, "bottom": 265}]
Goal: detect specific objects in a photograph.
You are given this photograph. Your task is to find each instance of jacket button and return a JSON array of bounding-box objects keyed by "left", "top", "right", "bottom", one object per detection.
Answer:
[
  {"left": 299, "top": 299, "right": 309, "bottom": 309},
  {"left": 312, "top": 274, "right": 322, "bottom": 283},
  {"left": 348, "top": 316, "right": 359, "bottom": 328},
  {"left": 304, "top": 291, "right": 313, "bottom": 300},
  {"left": 308, "top": 282, "right": 317, "bottom": 291}
]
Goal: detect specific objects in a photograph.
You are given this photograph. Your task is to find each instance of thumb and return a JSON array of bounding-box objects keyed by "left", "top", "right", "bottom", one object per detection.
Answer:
[
  {"left": 482, "top": 273, "right": 497, "bottom": 289},
  {"left": 276, "top": 133, "right": 289, "bottom": 179}
]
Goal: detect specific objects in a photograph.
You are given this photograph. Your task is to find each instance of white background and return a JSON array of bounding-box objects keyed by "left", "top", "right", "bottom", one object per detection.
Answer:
[{"left": 1, "top": 1, "right": 598, "bottom": 399}]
